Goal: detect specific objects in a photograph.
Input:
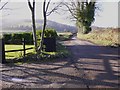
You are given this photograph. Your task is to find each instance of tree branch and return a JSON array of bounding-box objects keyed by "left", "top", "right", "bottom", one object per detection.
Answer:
[
  {"left": 0, "top": 2, "right": 8, "bottom": 10},
  {"left": 46, "top": 2, "right": 62, "bottom": 16},
  {"left": 45, "top": 0, "right": 51, "bottom": 12},
  {"left": 63, "top": 2, "right": 77, "bottom": 20},
  {"left": 28, "top": 0, "right": 33, "bottom": 11},
  {"left": 33, "top": 0, "right": 35, "bottom": 10}
]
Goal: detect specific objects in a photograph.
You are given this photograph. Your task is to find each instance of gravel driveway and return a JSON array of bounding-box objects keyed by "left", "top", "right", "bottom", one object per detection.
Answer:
[{"left": 1, "top": 39, "right": 119, "bottom": 89}]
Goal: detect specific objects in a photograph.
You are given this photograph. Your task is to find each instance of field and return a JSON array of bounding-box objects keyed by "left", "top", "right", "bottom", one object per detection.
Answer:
[
  {"left": 77, "top": 28, "right": 120, "bottom": 47},
  {"left": 5, "top": 45, "right": 34, "bottom": 59},
  {"left": 5, "top": 43, "right": 69, "bottom": 60},
  {"left": 3, "top": 31, "right": 71, "bottom": 60}
]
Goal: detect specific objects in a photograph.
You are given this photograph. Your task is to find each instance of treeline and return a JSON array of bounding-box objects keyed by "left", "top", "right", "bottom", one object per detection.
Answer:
[{"left": 3, "top": 29, "right": 57, "bottom": 45}]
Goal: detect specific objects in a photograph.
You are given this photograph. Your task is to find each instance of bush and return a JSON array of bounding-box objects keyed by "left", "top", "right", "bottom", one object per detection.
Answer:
[
  {"left": 36, "top": 28, "right": 58, "bottom": 46},
  {"left": 11, "top": 33, "right": 23, "bottom": 44},
  {"left": 22, "top": 32, "right": 33, "bottom": 45},
  {"left": 3, "top": 28, "right": 58, "bottom": 45},
  {"left": 37, "top": 29, "right": 57, "bottom": 38},
  {"left": 82, "top": 26, "right": 91, "bottom": 34},
  {"left": 3, "top": 34, "right": 12, "bottom": 44},
  {"left": 45, "top": 29, "right": 57, "bottom": 38}
]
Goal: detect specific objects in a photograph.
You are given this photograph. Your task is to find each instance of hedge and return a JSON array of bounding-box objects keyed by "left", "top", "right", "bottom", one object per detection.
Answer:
[{"left": 3, "top": 29, "right": 58, "bottom": 45}]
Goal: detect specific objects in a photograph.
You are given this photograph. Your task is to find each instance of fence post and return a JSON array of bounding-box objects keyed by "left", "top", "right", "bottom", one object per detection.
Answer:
[
  {"left": 22, "top": 38, "right": 25, "bottom": 57},
  {"left": 1, "top": 38, "right": 6, "bottom": 63}
]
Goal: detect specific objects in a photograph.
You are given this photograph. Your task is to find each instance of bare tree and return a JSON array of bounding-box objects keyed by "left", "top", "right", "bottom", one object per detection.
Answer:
[
  {"left": 27, "top": 0, "right": 37, "bottom": 52},
  {"left": 0, "top": 0, "right": 8, "bottom": 10},
  {"left": 38, "top": 0, "right": 62, "bottom": 52},
  {"left": 38, "top": 1, "right": 47, "bottom": 52}
]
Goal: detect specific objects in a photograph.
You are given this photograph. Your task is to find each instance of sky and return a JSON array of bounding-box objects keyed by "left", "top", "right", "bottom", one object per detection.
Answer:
[{"left": 0, "top": 0, "right": 119, "bottom": 28}]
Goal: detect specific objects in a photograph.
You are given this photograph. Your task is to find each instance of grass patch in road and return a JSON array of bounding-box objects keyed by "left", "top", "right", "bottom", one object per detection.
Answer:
[{"left": 77, "top": 29, "right": 119, "bottom": 47}]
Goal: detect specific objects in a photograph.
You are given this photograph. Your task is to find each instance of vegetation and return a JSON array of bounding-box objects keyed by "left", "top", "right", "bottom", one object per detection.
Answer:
[
  {"left": 5, "top": 45, "right": 34, "bottom": 59},
  {"left": 36, "top": 29, "right": 57, "bottom": 38},
  {"left": 64, "top": 1, "right": 96, "bottom": 34},
  {"left": 77, "top": 28, "right": 120, "bottom": 47},
  {"left": 5, "top": 42, "right": 69, "bottom": 61},
  {"left": 76, "top": 1, "right": 96, "bottom": 34},
  {"left": 57, "top": 32, "right": 73, "bottom": 41},
  {"left": 28, "top": 0, "right": 37, "bottom": 52},
  {"left": 0, "top": 34, "right": 2, "bottom": 39},
  {"left": 5, "top": 31, "right": 70, "bottom": 61},
  {"left": 38, "top": 0, "right": 62, "bottom": 52},
  {"left": 3, "top": 29, "right": 57, "bottom": 45},
  {"left": 36, "top": 29, "right": 58, "bottom": 46},
  {"left": 3, "top": 33, "right": 33, "bottom": 44}
]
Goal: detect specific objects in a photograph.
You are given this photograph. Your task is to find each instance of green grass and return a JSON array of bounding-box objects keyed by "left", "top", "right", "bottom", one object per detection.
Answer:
[
  {"left": 58, "top": 32, "right": 72, "bottom": 41},
  {"left": 5, "top": 45, "right": 35, "bottom": 59},
  {"left": 77, "top": 28, "right": 119, "bottom": 47},
  {"left": 35, "top": 42, "right": 70, "bottom": 59},
  {"left": 5, "top": 42, "right": 70, "bottom": 60},
  {"left": 5, "top": 32, "right": 71, "bottom": 61}
]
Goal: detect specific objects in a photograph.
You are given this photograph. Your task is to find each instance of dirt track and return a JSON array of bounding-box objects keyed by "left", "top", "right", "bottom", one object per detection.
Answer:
[{"left": 1, "top": 39, "right": 119, "bottom": 89}]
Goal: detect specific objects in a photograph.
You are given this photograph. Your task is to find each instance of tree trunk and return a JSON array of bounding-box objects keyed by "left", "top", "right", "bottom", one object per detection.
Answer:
[
  {"left": 28, "top": 0, "right": 37, "bottom": 53},
  {"left": 32, "top": 11, "right": 37, "bottom": 52},
  {"left": 38, "top": 1, "right": 46, "bottom": 52}
]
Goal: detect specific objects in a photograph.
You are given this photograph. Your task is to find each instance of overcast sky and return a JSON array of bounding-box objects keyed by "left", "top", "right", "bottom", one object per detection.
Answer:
[{"left": 0, "top": 0, "right": 119, "bottom": 28}]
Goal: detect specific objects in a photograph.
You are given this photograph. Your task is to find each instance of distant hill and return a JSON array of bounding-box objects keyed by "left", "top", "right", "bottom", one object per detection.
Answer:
[
  {"left": 2, "top": 19, "right": 77, "bottom": 33},
  {"left": 2, "top": 19, "right": 117, "bottom": 34},
  {"left": 91, "top": 26, "right": 105, "bottom": 31}
]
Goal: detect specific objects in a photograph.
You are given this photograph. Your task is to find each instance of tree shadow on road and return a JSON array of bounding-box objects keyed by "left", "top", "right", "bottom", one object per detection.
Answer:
[
  {"left": 66, "top": 44, "right": 119, "bottom": 88},
  {"left": 1, "top": 44, "right": 119, "bottom": 88}
]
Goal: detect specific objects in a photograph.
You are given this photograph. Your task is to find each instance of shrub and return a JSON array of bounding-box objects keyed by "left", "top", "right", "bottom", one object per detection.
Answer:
[
  {"left": 36, "top": 29, "right": 58, "bottom": 46},
  {"left": 22, "top": 32, "right": 33, "bottom": 45},
  {"left": 12, "top": 33, "right": 23, "bottom": 40},
  {"left": 3, "top": 28, "right": 57, "bottom": 45},
  {"left": 3, "top": 34, "right": 12, "bottom": 44},
  {"left": 11, "top": 33, "right": 23, "bottom": 44},
  {"left": 37, "top": 29, "right": 57, "bottom": 38}
]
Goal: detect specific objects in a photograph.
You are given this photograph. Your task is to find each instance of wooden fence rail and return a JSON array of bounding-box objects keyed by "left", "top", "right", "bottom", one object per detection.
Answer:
[
  {"left": 5, "top": 47, "right": 33, "bottom": 53},
  {"left": 1, "top": 38, "right": 34, "bottom": 63}
]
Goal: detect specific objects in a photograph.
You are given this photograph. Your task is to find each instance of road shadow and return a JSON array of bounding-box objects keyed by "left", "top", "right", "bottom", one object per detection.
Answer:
[
  {"left": 66, "top": 43, "right": 119, "bottom": 88},
  {"left": 1, "top": 42, "right": 120, "bottom": 88}
]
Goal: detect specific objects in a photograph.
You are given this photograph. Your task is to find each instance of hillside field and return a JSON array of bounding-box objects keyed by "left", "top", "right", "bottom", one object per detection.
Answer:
[{"left": 77, "top": 28, "right": 120, "bottom": 47}]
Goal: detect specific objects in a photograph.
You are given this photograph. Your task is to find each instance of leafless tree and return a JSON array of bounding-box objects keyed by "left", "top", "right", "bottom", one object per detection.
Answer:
[
  {"left": 27, "top": 0, "right": 38, "bottom": 52},
  {"left": 38, "top": 0, "right": 62, "bottom": 52},
  {"left": 0, "top": 0, "right": 8, "bottom": 10}
]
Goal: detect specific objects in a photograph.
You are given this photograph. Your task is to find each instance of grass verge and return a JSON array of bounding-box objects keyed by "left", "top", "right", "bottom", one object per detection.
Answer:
[
  {"left": 5, "top": 42, "right": 70, "bottom": 64},
  {"left": 77, "top": 29, "right": 120, "bottom": 47},
  {"left": 57, "top": 32, "right": 73, "bottom": 41}
]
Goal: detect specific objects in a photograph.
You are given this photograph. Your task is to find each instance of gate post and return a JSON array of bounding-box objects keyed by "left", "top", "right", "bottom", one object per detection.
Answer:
[
  {"left": 0, "top": 38, "right": 6, "bottom": 64},
  {"left": 22, "top": 38, "right": 26, "bottom": 57}
]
